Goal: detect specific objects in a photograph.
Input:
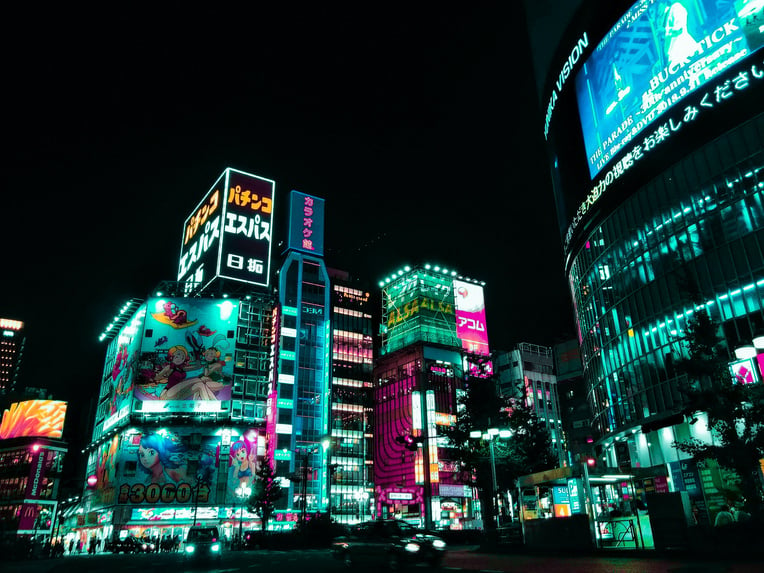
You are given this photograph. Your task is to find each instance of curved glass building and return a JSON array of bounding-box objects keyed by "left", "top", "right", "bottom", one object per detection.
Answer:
[{"left": 527, "top": 0, "right": 764, "bottom": 510}]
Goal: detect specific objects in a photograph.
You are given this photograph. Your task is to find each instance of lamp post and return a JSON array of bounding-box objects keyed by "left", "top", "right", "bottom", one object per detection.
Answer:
[
  {"left": 235, "top": 485, "right": 251, "bottom": 550},
  {"left": 354, "top": 490, "right": 369, "bottom": 522},
  {"left": 293, "top": 437, "right": 331, "bottom": 524},
  {"left": 470, "top": 428, "right": 512, "bottom": 528}
]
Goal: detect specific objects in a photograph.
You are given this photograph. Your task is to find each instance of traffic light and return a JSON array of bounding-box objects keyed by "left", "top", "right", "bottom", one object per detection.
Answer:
[{"left": 395, "top": 434, "right": 421, "bottom": 452}]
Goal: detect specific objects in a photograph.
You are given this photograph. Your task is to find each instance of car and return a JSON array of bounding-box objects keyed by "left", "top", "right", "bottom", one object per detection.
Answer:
[
  {"left": 184, "top": 525, "right": 223, "bottom": 562},
  {"left": 107, "top": 536, "right": 154, "bottom": 554},
  {"left": 331, "top": 519, "right": 447, "bottom": 570}
]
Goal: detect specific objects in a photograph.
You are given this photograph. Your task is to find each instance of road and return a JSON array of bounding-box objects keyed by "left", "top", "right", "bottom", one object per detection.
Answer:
[{"left": 3, "top": 546, "right": 762, "bottom": 573}]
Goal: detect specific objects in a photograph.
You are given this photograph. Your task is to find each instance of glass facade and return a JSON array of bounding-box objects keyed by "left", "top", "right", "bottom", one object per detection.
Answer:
[
  {"left": 328, "top": 270, "right": 374, "bottom": 525},
  {"left": 273, "top": 253, "right": 331, "bottom": 520},
  {"left": 568, "top": 114, "right": 764, "bottom": 443}
]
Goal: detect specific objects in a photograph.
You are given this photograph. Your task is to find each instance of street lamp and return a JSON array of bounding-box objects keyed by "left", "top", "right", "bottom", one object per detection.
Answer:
[
  {"left": 469, "top": 428, "right": 512, "bottom": 528},
  {"left": 293, "top": 438, "right": 331, "bottom": 524},
  {"left": 235, "top": 485, "right": 251, "bottom": 549},
  {"left": 354, "top": 490, "right": 369, "bottom": 522}
]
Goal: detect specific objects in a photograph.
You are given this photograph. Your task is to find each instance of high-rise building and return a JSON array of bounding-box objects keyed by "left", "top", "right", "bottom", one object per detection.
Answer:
[
  {"left": 266, "top": 190, "right": 332, "bottom": 524},
  {"left": 64, "top": 168, "right": 281, "bottom": 549},
  {"left": 327, "top": 268, "right": 374, "bottom": 525},
  {"left": 493, "top": 343, "right": 566, "bottom": 466},
  {"left": 0, "top": 318, "right": 25, "bottom": 394},
  {"left": 527, "top": 0, "right": 764, "bottom": 525},
  {"left": 373, "top": 263, "right": 490, "bottom": 530}
]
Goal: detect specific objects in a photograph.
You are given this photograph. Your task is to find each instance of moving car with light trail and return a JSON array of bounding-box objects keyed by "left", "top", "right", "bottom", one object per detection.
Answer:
[
  {"left": 184, "top": 525, "right": 223, "bottom": 562},
  {"left": 331, "top": 519, "right": 446, "bottom": 570}
]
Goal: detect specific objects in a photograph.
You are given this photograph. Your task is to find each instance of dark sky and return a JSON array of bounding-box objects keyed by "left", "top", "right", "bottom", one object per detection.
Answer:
[{"left": 2, "top": 4, "right": 574, "bottom": 448}]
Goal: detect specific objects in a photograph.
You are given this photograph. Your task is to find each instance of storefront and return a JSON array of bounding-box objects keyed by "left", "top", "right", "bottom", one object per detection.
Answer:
[{"left": 516, "top": 464, "right": 669, "bottom": 551}]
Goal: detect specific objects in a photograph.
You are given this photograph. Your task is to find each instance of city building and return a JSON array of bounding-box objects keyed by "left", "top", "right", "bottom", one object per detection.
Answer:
[
  {"left": 0, "top": 318, "right": 25, "bottom": 394},
  {"left": 327, "top": 268, "right": 374, "bottom": 525},
  {"left": 493, "top": 343, "right": 566, "bottom": 466},
  {"left": 526, "top": 0, "right": 764, "bottom": 527},
  {"left": 0, "top": 399, "right": 68, "bottom": 543},
  {"left": 373, "top": 263, "right": 491, "bottom": 530},
  {"left": 267, "top": 190, "right": 332, "bottom": 525},
  {"left": 552, "top": 339, "right": 592, "bottom": 467},
  {"left": 66, "top": 168, "right": 281, "bottom": 549}
]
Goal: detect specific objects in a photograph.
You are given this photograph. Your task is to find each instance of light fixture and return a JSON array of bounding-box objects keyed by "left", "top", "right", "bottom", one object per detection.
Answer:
[
  {"left": 753, "top": 333, "right": 764, "bottom": 350},
  {"left": 734, "top": 345, "right": 757, "bottom": 359}
]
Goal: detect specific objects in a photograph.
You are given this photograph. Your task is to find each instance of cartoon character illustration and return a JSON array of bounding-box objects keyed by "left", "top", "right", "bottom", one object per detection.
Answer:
[
  {"left": 197, "top": 325, "right": 217, "bottom": 337},
  {"left": 147, "top": 345, "right": 197, "bottom": 399},
  {"left": 144, "top": 339, "right": 229, "bottom": 401},
  {"left": 150, "top": 301, "right": 198, "bottom": 329},
  {"left": 663, "top": 2, "right": 700, "bottom": 67},
  {"left": 137, "top": 430, "right": 187, "bottom": 485},
  {"left": 229, "top": 439, "right": 256, "bottom": 490}
]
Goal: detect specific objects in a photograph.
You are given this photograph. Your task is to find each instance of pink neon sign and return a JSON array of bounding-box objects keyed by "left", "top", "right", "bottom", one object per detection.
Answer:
[{"left": 453, "top": 279, "right": 489, "bottom": 356}]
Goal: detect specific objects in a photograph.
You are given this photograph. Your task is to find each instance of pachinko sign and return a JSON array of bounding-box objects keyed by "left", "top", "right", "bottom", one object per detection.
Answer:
[{"left": 177, "top": 167, "right": 275, "bottom": 291}]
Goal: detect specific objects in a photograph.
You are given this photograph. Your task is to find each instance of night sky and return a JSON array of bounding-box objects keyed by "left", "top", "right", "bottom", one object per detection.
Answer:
[{"left": 2, "top": 4, "right": 575, "bottom": 456}]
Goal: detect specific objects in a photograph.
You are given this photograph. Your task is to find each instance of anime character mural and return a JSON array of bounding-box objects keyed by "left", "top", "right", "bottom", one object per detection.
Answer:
[
  {"left": 227, "top": 431, "right": 260, "bottom": 500},
  {"left": 137, "top": 430, "right": 188, "bottom": 485},
  {"left": 134, "top": 298, "right": 236, "bottom": 405},
  {"left": 94, "top": 435, "right": 119, "bottom": 505},
  {"left": 118, "top": 428, "right": 223, "bottom": 505},
  {"left": 109, "top": 341, "right": 139, "bottom": 415}
]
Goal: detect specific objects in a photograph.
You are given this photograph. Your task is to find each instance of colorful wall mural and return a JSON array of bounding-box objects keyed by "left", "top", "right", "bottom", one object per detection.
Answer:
[{"left": 134, "top": 298, "right": 238, "bottom": 411}]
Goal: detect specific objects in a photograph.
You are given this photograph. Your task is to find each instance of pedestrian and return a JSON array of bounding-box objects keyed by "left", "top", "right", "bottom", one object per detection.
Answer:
[
  {"left": 68, "top": 539, "right": 74, "bottom": 555},
  {"left": 733, "top": 504, "right": 751, "bottom": 522},
  {"left": 714, "top": 504, "right": 734, "bottom": 527},
  {"left": 77, "top": 539, "right": 83, "bottom": 554}
]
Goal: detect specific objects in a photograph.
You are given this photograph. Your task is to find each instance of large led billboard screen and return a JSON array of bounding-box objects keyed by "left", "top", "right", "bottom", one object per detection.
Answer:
[
  {"left": 576, "top": 0, "right": 764, "bottom": 179},
  {"left": 178, "top": 168, "right": 275, "bottom": 291},
  {"left": 287, "top": 190, "right": 325, "bottom": 256},
  {"left": 0, "top": 400, "right": 67, "bottom": 439},
  {"left": 134, "top": 297, "right": 238, "bottom": 413}
]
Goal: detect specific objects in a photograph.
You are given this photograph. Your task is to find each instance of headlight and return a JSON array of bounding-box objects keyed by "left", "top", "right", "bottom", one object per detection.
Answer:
[
  {"left": 142, "top": 544, "right": 148, "bottom": 550},
  {"left": 185, "top": 545, "right": 196, "bottom": 554},
  {"left": 432, "top": 540, "right": 446, "bottom": 549},
  {"left": 404, "top": 542, "right": 421, "bottom": 553},
  {"left": 211, "top": 543, "right": 221, "bottom": 552}
]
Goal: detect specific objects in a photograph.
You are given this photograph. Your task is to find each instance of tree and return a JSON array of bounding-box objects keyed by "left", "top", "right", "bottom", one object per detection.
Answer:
[
  {"left": 441, "top": 374, "right": 556, "bottom": 528},
  {"left": 673, "top": 309, "right": 764, "bottom": 516},
  {"left": 247, "top": 459, "right": 283, "bottom": 532}
]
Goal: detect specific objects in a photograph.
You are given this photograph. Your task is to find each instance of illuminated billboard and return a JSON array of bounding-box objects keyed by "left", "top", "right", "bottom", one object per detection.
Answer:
[
  {"left": 576, "top": 0, "right": 764, "bottom": 179},
  {"left": 452, "top": 279, "right": 490, "bottom": 356},
  {"left": 0, "top": 400, "right": 67, "bottom": 439},
  {"left": 730, "top": 357, "right": 761, "bottom": 384},
  {"left": 103, "top": 304, "right": 146, "bottom": 430},
  {"left": 134, "top": 297, "right": 238, "bottom": 413},
  {"left": 220, "top": 169, "right": 274, "bottom": 287},
  {"left": 178, "top": 168, "right": 275, "bottom": 290},
  {"left": 177, "top": 172, "right": 226, "bottom": 292},
  {"left": 114, "top": 427, "right": 264, "bottom": 506},
  {"left": 288, "top": 190, "right": 325, "bottom": 256}
]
